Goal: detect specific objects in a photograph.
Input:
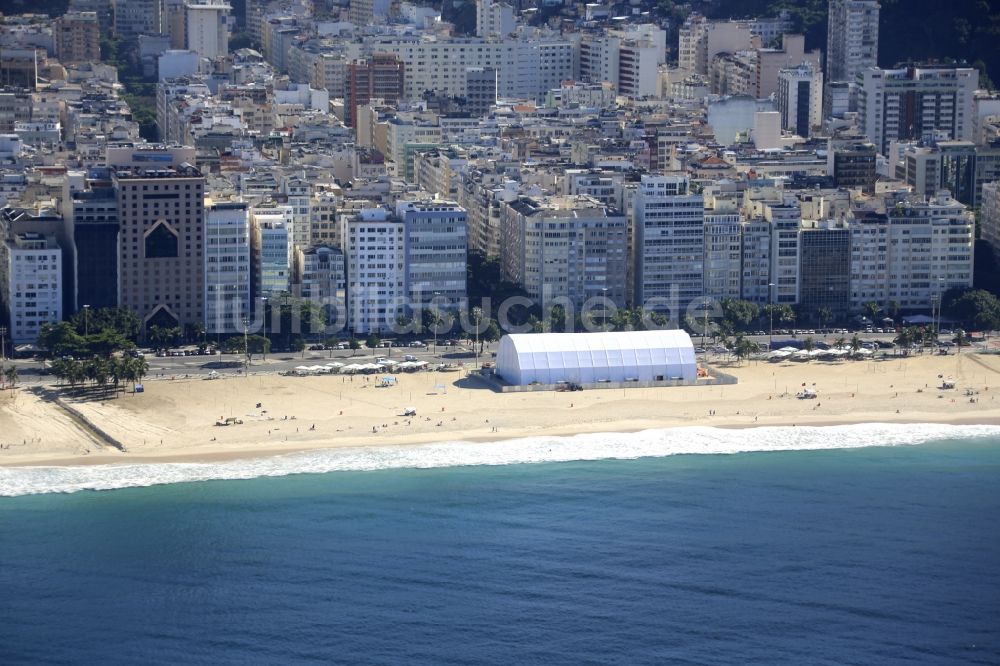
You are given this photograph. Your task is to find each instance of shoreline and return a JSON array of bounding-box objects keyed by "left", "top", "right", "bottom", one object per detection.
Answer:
[
  {"left": 5, "top": 413, "right": 1000, "bottom": 469},
  {"left": 4, "top": 352, "right": 1000, "bottom": 469}
]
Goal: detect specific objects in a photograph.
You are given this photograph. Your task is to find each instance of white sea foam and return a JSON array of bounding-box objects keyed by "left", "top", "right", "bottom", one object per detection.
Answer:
[{"left": 1, "top": 423, "right": 999, "bottom": 497}]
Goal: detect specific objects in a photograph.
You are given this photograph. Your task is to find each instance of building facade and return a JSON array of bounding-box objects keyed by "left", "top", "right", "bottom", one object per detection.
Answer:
[
  {"left": 113, "top": 162, "right": 206, "bottom": 332},
  {"left": 631, "top": 175, "right": 704, "bottom": 313},
  {"left": 204, "top": 199, "right": 250, "bottom": 335},
  {"left": 826, "top": 0, "right": 880, "bottom": 83},
  {"left": 0, "top": 232, "right": 63, "bottom": 344},
  {"left": 858, "top": 66, "right": 979, "bottom": 154}
]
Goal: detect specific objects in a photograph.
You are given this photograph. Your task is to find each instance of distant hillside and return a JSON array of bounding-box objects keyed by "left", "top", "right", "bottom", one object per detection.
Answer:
[{"left": 696, "top": 0, "right": 999, "bottom": 87}]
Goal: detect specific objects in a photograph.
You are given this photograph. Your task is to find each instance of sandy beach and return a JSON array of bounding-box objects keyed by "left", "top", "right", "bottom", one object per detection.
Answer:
[{"left": 3, "top": 352, "right": 1000, "bottom": 467}]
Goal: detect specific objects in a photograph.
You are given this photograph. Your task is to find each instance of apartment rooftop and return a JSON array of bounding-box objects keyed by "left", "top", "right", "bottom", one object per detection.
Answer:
[{"left": 113, "top": 164, "right": 203, "bottom": 179}]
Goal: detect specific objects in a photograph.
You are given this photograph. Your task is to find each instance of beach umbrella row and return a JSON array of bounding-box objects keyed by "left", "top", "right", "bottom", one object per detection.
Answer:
[{"left": 289, "top": 359, "right": 433, "bottom": 375}]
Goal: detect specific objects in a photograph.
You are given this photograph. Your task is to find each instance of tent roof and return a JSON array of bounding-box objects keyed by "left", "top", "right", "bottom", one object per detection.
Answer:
[{"left": 501, "top": 330, "right": 694, "bottom": 355}]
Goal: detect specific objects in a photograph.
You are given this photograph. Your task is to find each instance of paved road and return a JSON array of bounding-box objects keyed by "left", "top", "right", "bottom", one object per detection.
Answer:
[
  {"left": 6, "top": 332, "right": 993, "bottom": 387},
  {"left": 5, "top": 341, "right": 494, "bottom": 386}
]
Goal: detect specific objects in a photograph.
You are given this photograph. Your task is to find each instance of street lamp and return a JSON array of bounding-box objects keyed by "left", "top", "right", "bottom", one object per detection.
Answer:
[
  {"left": 600, "top": 286, "right": 609, "bottom": 330},
  {"left": 935, "top": 277, "right": 944, "bottom": 336},
  {"left": 83, "top": 304, "right": 90, "bottom": 337},
  {"left": 768, "top": 282, "right": 776, "bottom": 351},
  {"left": 261, "top": 296, "right": 269, "bottom": 360},
  {"left": 432, "top": 291, "right": 441, "bottom": 353},
  {"left": 472, "top": 306, "right": 482, "bottom": 369},
  {"left": 242, "top": 316, "right": 250, "bottom": 376}
]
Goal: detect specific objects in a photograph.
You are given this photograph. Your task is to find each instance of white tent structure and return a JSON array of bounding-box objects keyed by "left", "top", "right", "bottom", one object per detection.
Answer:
[{"left": 495, "top": 331, "right": 697, "bottom": 386}]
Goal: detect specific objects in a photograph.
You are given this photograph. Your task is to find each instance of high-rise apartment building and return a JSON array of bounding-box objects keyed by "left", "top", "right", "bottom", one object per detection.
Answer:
[
  {"left": 112, "top": 0, "right": 162, "bottom": 39},
  {"left": 204, "top": 200, "right": 250, "bottom": 335},
  {"left": 113, "top": 159, "right": 205, "bottom": 332},
  {"left": 54, "top": 11, "right": 101, "bottom": 64},
  {"left": 343, "top": 207, "right": 405, "bottom": 335},
  {"left": 632, "top": 175, "right": 704, "bottom": 313},
  {"left": 799, "top": 221, "right": 851, "bottom": 321},
  {"left": 777, "top": 63, "right": 822, "bottom": 138},
  {"left": 66, "top": 181, "right": 119, "bottom": 313},
  {"left": 396, "top": 200, "right": 468, "bottom": 311},
  {"left": 858, "top": 66, "right": 979, "bottom": 154},
  {"left": 499, "top": 195, "right": 627, "bottom": 310},
  {"left": 981, "top": 182, "right": 1000, "bottom": 261},
  {"left": 297, "top": 245, "right": 346, "bottom": 325},
  {"left": 251, "top": 205, "right": 293, "bottom": 299},
  {"left": 703, "top": 213, "right": 742, "bottom": 301},
  {"left": 476, "top": 0, "right": 515, "bottom": 38},
  {"left": 849, "top": 194, "right": 974, "bottom": 310},
  {"left": 0, "top": 231, "right": 63, "bottom": 343},
  {"left": 345, "top": 54, "right": 405, "bottom": 130},
  {"left": 826, "top": 0, "right": 880, "bottom": 83},
  {"left": 185, "top": 0, "right": 230, "bottom": 60}
]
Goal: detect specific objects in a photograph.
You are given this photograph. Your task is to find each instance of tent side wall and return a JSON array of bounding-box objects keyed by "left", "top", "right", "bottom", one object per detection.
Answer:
[{"left": 495, "top": 331, "right": 697, "bottom": 386}]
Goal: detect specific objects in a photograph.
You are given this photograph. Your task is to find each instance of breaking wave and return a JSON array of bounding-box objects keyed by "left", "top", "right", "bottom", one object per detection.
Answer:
[{"left": 2, "top": 423, "right": 999, "bottom": 497}]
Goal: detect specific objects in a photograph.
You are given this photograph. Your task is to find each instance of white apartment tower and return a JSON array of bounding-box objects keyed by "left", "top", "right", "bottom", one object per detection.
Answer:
[
  {"left": 343, "top": 208, "right": 406, "bottom": 335},
  {"left": 849, "top": 194, "right": 974, "bottom": 310},
  {"left": 826, "top": 0, "right": 880, "bottom": 83},
  {"left": 858, "top": 66, "right": 979, "bottom": 154},
  {"left": 185, "top": 0, "right": 231, "bottom": 61},
  {"left": 476, "top": 0, "right": 516, "bottom": 38},
  {"left": 204, "top": 200, "right": 251, "bottom": 335},
  {"left": 631, "top": 175, "right": 704, "bottom": 313},
  {"left": 0, "top": 232, "right": 63, "bottom": 344}
]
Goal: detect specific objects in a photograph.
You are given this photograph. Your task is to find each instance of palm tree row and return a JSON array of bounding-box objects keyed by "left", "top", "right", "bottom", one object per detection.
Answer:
[{"left": 49, "top": 355, "right": 149, "bottom": 397}]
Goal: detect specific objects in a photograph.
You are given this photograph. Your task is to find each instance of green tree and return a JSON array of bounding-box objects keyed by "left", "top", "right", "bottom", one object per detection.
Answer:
[
  {"left": 944, "top": 289, "right": 1000, "bottom": 332},
  {"left": 482, "top": 319, "right": 501, "bottom": 350},
  {"left": 720, "top": 299, "right": 760, "bottom": 331},
  {"left": 803, "top": 336, "right": 816, "bottom": 359},
  {"left": 894, "top": 328, "right": 914, "bottom": 356},
  {"left": 732, "top": 335, "right": 760, "bottom": 366},
  {"left": 863, "top": 301, "right": 882, "bottom": 324},
  {"left": 3, "top": 365, "right": 17, "bottom": 392},
  {"left": 366, "top": 334, "right": 382, "bottom": 349},
  {"left": 888, "top": 300, "right": 901, "bottom": 322},
  {"left": 349, "top": 338, "right": 362, "bottom": 355},
  {"left": 246, "top": 335, "right": 270, "bottom": 360},
  {"left": 954, "top": 329, "right": 969, "bottom": 352},
  {"left": 38, "top": 322, "right": 86, "bottom": 358},
  {"left": 850, "top": 334, "right": 863, "bottom": 356},
  {"left": 816, "top": 307, "right": 833, "bottom": 329}
]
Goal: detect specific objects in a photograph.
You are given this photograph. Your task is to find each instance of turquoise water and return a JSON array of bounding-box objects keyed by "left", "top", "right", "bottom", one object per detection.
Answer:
[{"left": 1, "top": 434, "right": 999, "bottom": 664}]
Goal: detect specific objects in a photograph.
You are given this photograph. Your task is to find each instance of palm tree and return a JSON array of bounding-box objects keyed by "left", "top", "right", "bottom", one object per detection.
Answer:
[
  {"left": 109, "top": 358, "right": 124, "bottom": 396},
  {"left": 133, "top": 356, "right": 149, "bottom": 387},
  {"left": 863, "top": 301, "right": 882, "bottom": 325},
  {"left": 834, "top": 336, "right": 847, "bottom": 350},
  {"left": 803, "top": 336, "right": 815, "bottom": 361},
  {"left": 894, "top": 328, "right": 913, "bottom": 356},
  {"left": 732, "top": 336, "right": 760, "bottom": 366},
  {"left": 888, "top": 300, "right": 901, "bottom": 323},
  {"left": 954, "top": 329, "right": 968, "bottom": 353},
  {"left": 816, "top": 307, "right": 833, "bottom": 330},
  {"left": 4, "top": 365, "right": 16, "bottom": 393},
  {"left": 850, "top": 334, "right": 862, "bottom": 357}
]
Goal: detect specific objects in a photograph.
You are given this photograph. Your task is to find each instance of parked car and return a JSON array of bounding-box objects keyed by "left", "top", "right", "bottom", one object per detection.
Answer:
[
  {"left": 409, "top": 341, "right": 427, "bottom": 348},
  {"left": 404, "top": 355, "right": 419, "bottom": 362}
]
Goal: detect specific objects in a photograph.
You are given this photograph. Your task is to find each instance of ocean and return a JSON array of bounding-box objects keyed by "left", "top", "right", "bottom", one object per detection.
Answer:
[{"left": 1, "top": 424, "right": 999, "bottom": 665}]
